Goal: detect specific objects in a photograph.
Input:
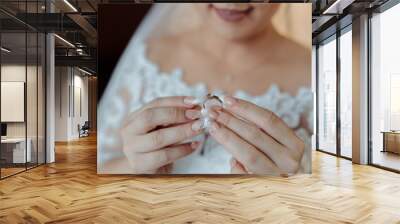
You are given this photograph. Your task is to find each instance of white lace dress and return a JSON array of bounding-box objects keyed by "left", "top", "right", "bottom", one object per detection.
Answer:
[{"left": 98, "top": 42, "right": 313, "bottom": 174}]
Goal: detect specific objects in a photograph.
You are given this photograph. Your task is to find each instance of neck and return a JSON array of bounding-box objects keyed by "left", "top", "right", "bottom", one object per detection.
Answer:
[{"left": 196, "top": 24, "right": 281, "bottom": 63}]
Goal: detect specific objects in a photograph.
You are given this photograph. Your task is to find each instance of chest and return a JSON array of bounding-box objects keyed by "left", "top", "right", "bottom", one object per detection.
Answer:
[{"left": 158, "top": 51, "right": 306, "bottom": 96}]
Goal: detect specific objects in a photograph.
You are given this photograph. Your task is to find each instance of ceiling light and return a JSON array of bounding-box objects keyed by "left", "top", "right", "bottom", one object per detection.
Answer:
[
  {"left": 323, "top": 0, "right": 355, "bottom": 15},
  {"left": 1, "top": 47, "right": 11, "bottom": 53},
  {"left": 76, "top": 48, "right": 85, "bottom": 55},
  {"left": 63, "top": 0, "right": 78, "bottom": 12},
  {"left": 54, "top": 34, "right": 75, "bottom": 48},
  {"left": 77, "top": 67, "right": 92, "bottom": 76}
]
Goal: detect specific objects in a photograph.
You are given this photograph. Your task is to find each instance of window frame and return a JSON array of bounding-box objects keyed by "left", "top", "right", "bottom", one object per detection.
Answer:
[
  {"left": 315, "top": 24, "right": 353, "bottom": 161},
  {"left": 367, "top": 0, "right": 400, "bottom": 173}
]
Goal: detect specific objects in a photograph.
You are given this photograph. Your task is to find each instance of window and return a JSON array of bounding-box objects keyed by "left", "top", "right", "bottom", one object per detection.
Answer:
[
  {"left": 339, "top": 28, "right": 352, "bottom": 158},
  {"left": 370, "top": 2, "right": 400, "bottom": 171},
  {"left": 0, "top": 1, "right": 47, "bottom": 179},
  {"left": 317, "top": 36, "right": 337, "bottom": 154}
]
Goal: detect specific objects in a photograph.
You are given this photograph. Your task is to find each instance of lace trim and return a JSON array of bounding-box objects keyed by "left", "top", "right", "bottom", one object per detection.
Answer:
[
  {"left": 135, "top": 42, "right": 314, "bottom": 131},
  {"left": 98, "top": 41, "right": 314, "bottom": 173}
]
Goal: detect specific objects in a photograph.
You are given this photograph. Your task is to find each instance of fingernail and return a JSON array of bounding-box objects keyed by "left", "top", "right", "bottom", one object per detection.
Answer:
[
  {"left": 209, "top": 121, "right": 219, "bottom": 133},
  {"left": 230, "top": 158, "right": 236, "bottom": 166},
  {"left": 208, "top": 110, "right": 218, "bottom": 119},
  {"left": 184, "top": 96, "right": 198, "bottom": 106},
  {"left": 223, "top": 96, "right": 237, "bottom": 108},
  {"left": 185, "top": 109, "right": 200, "bottom": 120},
  {"left": 191, "top": 120, "right": 203, "bottom": 131},
  {"left": 191, "top": 141, "right": 200, "bottom": 149},
  {"left": 213, "top": 106, "right": 223, "bottom": 112}
]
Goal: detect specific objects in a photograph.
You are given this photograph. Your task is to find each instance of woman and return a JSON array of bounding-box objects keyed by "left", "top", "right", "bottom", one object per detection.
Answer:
[{"left": 98, "top": 3, "right": 313, "bottom": 175}]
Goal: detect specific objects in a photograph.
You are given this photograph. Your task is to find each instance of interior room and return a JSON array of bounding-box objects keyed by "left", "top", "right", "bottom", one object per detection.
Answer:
[
  {"left": 0, "top": 0, "right": 399, "bottom": 223},
  {"left": 0, "top": 25, "right": 46, "bottom": 178}
]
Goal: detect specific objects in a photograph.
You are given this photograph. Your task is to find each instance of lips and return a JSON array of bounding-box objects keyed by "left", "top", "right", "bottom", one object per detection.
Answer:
[{"left": 212, "top": 6, "right": 253, "bottom": 22}]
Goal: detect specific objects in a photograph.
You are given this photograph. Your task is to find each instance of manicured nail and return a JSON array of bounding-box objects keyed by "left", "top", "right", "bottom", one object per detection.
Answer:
[
  {"left": 184, "top": 96, "right": 198, "bottom": 106},
  {"left": 208, "top": 110, "right": 218, "bottom": 119},
  {"left": 209, "top": 121, "right": 219, "bottom": 133},
  {"left": 213, "top": 106, "right": 223, "bottom": 112},
  {"left": 185, "top": 109, "right": 200, "bottom": 120},
  {"left": 191, "top": 120, "right": 203, "bottom": 131},
  {"left": 230, "top": 158, "right": 236, "bottom": 166},
  {"left": 223, "top": 96, "right": 237, "bottom": 108},
  {"left": 191, "top": 141, "right": 200, "bottom": 149}
]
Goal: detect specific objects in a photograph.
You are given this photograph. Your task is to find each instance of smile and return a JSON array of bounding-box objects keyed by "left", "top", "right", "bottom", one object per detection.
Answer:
[{"left": 211, "top": 5, "right": 254, "bottom": 23}]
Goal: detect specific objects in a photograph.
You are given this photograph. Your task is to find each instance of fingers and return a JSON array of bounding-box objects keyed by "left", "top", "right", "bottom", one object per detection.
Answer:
[
  {"left": 223, "top": 96, "right": 304, "bottom": 154},
  {"left": 126, "top": 107, "right": 200, "bottom": 134},
  {"left": 145, "top": 96, "right": 198, "bottom": 109},
  {"left": 135, "top": 120, "right": 203, "bottom": 152},
  {"left": 208, "top": 121, "right": 281, "bottom": 175},
  {"left": 133, "top": 142, "right": 198, "bottom": 173},
  {"left": 157, "top": 163, "right": 173, "bottom": 174},
  {"left": 230, "top": 158, "right": 247, "bottom": 174},
  {"left": 215, "top": 111, "right": 301, "bottom": 173},
  {"left": 123, "top": 96, "right": 199, "bottom": 127}
]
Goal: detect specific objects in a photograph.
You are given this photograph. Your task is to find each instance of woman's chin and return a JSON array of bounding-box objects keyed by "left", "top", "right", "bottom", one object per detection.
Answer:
[
  {"left": 209, "top": 19, "right": 261, "bottom": 41},
  {"left": 212, "top": 29, "right": 256, "bottom": 42}
]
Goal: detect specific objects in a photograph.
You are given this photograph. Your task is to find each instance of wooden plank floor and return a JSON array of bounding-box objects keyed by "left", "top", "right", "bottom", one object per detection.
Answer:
[{"left": 1, "top": 135, "right": 400, "bottom": 224}]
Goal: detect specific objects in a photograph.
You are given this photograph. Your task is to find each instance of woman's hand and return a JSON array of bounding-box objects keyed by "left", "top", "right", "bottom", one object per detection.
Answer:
[
  {"left": 209, "top": 96, "right": 305, "bottom": 176},
  {"left": 120, "top": 96, "right": 202, "bottom": 174}
]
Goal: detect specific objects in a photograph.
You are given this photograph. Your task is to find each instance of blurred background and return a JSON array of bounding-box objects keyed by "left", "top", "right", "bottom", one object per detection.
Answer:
[{"left": 1, "top": 0, "right": 400, "bottom": 179}]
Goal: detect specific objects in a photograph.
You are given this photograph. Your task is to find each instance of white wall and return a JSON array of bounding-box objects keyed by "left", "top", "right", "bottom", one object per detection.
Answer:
[
  {"left": 1, "top": 65, "right": 26, "bottom": 138},
  {"left": 1, "top": 82, "right": 25, "bottom": 122},
  {"left": 70, "top": 73, "right": 89, "bottom": 139},
  {"left": 1, "top": 65, "right": 38, "bottom": 137},
  {"left": 55, "top": 67, "right": 89, "bottom": 141},
  {"left": 1, "top": 63, "right": 47, "bottom": 164},
  {"left": 55, "top": 66, "right": 69, "bottom": 141}
]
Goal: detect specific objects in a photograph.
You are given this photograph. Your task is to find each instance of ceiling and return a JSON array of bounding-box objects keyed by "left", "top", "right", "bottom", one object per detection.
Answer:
[{"left": 0, "top": 0, "right": 394, "bottom": 73}]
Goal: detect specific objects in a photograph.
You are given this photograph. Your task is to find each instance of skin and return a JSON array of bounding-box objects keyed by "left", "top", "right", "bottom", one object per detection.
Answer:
[
  {"left": 148, "top": 3, "right": 310, "bottom": 96},
  {"left": 208, "top": 96, "right": 305, "bottom": 175},
  {"left": 104, "top": 3, "right": 310, "bottom": 175},
  {"left": 103, "top": 96, "right": 203, "bottom": 174}
]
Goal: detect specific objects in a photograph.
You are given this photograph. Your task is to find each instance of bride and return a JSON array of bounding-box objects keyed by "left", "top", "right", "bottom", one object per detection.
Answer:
[{"left": 98, "top": 3, "right": 313, "bottom": 175}]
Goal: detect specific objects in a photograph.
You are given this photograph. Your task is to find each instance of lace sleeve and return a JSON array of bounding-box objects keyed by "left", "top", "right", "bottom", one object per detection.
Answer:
[{"left": 98, "top": 43, "right": 147, "bottom": 168}]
